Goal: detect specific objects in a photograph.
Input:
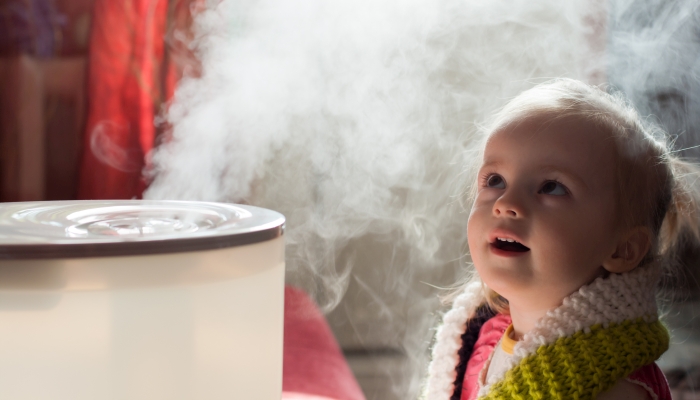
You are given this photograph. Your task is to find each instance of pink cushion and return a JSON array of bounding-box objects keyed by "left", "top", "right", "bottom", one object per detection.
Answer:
[{"left": 282, "top": 286, "right": 366, "bottom": 400}]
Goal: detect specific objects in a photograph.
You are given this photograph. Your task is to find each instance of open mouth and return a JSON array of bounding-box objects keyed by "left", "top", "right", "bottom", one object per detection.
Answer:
[{"left": 491, "top": 237, "right": 530, "bottom": 253}]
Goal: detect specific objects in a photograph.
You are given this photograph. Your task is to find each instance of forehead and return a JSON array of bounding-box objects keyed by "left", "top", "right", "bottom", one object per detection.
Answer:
[{"left": 483, "top": 116, "right": 617, "bottom": 187}]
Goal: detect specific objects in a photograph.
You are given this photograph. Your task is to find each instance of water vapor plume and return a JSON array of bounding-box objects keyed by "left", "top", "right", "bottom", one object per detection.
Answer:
[
  {"left": 90, "top": 121, "right": 143, "bottom": 173},
  {"left": 608, "top": 0, "right": 700, "bottom": 155},
  {"left": 144, "top": 0, "right": 618, "bottom": 397}
]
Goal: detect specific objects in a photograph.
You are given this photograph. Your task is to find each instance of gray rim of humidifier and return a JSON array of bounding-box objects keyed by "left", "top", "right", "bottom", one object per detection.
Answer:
[{"left": 0, "top": 200, "right": 285, "bottom": 260}]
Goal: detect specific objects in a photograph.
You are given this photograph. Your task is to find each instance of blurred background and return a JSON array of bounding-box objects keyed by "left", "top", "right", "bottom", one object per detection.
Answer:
[{"left": 1, "top": 0, "right": 699, "bottom": 399}]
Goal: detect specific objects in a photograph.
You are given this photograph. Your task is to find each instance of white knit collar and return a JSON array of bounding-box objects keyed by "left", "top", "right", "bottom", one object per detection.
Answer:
[{"left": 424, "top": 264, "right": 660, "bottom": 400}]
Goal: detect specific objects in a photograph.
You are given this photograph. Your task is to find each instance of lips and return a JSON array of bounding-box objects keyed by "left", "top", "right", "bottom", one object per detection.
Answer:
[
  {"left": 492, "top": 237, "right": 530, "bottom": 252},
  {"left": 488, "top": 231, "right": 530, "bottom": 254}
]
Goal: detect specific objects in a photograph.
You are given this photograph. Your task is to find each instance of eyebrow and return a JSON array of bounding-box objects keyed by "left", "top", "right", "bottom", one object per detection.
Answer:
[{"left": 479, "top": 160, "right": 589, "bottom": 190}]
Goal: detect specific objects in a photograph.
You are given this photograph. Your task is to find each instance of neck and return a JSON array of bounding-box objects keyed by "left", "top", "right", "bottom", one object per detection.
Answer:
[{"left": 507, "top": 304, "right": 550, "bottom": 340}]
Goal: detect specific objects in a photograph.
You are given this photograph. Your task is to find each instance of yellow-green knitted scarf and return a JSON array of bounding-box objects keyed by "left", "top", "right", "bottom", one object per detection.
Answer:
[
  {"left": 479, "top": 318, "right": 669, "bottom": 400},
  {"left": 425, "top": 263, "right": 668, "bottom": 400}
]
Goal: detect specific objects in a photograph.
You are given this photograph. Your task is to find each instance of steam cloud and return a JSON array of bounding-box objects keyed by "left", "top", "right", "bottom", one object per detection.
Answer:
[
  {"left": 90, "top": 121, "right": 143, "bottom": 172},
  {"left": 608, "top": 0, "right": 700, "bottom": 154},
  {"left": 144, "top": 0, "right": 699, "bottom": 397}
]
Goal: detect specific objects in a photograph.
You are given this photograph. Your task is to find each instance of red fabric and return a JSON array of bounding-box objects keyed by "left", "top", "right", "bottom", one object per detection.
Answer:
[
  {"left": 78, "top": 0, "right": 170, "bottom": 199},
  {"left": 283, "top": 286, "right": 366, "bottom": 400},
  {"left": 628, "top": 363, "right": 673, "bottom": 400},
  {"left": 282, "top": 393, "right": 338, "bottom": 400},
  {"left": 461, "top": 314, "right": 511, "bottom": 400}
]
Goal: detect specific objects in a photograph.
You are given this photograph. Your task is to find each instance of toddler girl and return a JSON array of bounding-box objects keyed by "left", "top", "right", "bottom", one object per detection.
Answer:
[{"left": 425, "top": 78, "right": 700, "bottom": 399}]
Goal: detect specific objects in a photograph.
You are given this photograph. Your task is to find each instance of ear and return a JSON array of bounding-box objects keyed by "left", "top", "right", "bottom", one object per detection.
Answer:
[{"left": 603, "top": 226, "right": 652, "bottom": 274}]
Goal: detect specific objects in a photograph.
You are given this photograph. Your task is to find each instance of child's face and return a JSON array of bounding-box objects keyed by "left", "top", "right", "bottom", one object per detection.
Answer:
[{"left": 467, "top": 116, "right": 620, "bottom": 312}]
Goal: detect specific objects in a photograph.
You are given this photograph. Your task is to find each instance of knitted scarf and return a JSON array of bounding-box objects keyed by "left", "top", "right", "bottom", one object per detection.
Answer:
[{"left": 424, "top": 264, "right": 669, "bottom": 400}]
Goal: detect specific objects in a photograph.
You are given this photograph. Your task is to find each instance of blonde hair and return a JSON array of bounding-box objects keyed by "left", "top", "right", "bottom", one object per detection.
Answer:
[{"left": 454, "top": 78, "right": 700, "bottom": 313}]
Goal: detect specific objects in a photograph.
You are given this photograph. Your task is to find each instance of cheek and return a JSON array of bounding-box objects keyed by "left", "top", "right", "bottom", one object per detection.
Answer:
[
  {"left": 466, "top": 215, "right": 483, "bottom": 260},
  {"left": 536, "top": 203, "right": 616, "bottom": 262},
  {"left": 466, "top": 205, "right": 486, "bottom": 246},
  {"left": 466, "top": 207, "right": 492, "bottom": 274},
  {"left": 466, "top": 215, "right": 478, "bottom": 251}
]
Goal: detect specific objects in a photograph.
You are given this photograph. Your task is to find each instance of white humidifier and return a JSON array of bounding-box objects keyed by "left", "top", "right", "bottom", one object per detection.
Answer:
[{"left": 0, "top": 200, "right": 285, "bottom": 400}]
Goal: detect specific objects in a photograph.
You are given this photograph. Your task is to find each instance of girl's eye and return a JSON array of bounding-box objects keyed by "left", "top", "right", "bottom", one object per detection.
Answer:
[
  {"left": 485, "top": 174, "right": 506, "bottom": 189},
  {"left": 539, "top": 181, "right": 568, "bottom": 196}
]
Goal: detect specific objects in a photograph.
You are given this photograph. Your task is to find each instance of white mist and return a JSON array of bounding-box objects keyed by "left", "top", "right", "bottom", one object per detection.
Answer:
[{"left": 143, "top": 0, "right": 700, "bottom": 397}]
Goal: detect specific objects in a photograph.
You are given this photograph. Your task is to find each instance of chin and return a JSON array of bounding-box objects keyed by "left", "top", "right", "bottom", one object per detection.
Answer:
[{"left": 476, "top": 268, "right": 524, "bottom": 301}]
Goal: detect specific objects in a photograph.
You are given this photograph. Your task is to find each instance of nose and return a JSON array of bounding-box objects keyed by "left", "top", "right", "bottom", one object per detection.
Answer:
[{"left": 492, "top": 191, "right": 525, "bottom": 218}]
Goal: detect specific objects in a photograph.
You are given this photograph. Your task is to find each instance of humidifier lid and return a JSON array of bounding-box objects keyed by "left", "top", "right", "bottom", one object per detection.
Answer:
[{"left": 0, "top": 200, "right": 284, "bottom": 259}]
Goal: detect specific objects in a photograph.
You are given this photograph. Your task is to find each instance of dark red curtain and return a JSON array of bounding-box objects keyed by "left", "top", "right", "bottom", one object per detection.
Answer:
[{"left": 78, "top": 0, "right": 184, "bottom": 199}]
